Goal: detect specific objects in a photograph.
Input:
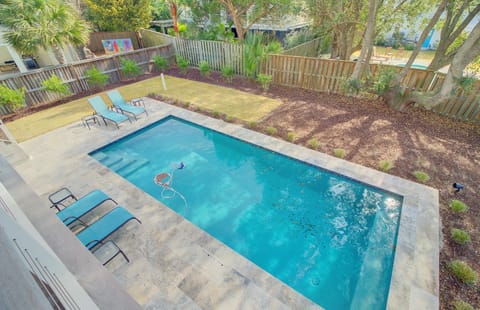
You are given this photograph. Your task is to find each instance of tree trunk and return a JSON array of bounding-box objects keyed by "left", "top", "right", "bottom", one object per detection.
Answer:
[
  {"left": 170, "top": 1, "right": 179, "bottom": 36},
  {"left": 413, "top": 21, "right": 480, "bottom": 110},
  {"left": 232, "top": 14, "right": 245, "bottom": 41},
  {"left": 52, "top": 46, "right": 66, "bottom": 64},
  {"left": 427, "top": 3, "right": 480, "bottom": 71},
  {"left": 385, "top": 0, "right": 446, "bottom": 108},
  {"left": 351, "top": 0, "right": 378, "bottom": 81}
]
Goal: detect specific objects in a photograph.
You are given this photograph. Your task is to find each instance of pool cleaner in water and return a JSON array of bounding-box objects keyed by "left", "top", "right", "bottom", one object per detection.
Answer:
[{"left": 154, "top": 162, "right": 187, "bottom": 207}]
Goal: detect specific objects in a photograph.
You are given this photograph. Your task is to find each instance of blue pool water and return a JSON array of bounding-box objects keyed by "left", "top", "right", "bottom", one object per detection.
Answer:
[{"left": 90, "top": 117, "right": 402, "bottom": 309}]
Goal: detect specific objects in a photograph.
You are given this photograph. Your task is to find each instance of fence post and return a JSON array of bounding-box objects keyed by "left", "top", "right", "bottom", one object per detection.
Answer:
[{"left": 68, "top": 64, "right": 85, "bottom": 93}]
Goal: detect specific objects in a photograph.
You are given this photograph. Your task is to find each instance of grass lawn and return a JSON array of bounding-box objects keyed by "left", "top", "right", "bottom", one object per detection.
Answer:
[{"left": 5, "top": 75, "right": 282, "bottom": 142}]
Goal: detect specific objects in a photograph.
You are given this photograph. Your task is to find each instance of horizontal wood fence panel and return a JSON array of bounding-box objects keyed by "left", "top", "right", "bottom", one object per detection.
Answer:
[
  {"left": 262, "top": 54, "right": 480, "bottom": 123},
  {"left": 0, "top": 44, "right": 175, "bottom": 115}
]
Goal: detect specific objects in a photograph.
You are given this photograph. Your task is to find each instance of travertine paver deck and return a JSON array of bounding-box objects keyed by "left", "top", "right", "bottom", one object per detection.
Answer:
[{"left": 14, "top": 98, "right": 439, "bottom": 309}]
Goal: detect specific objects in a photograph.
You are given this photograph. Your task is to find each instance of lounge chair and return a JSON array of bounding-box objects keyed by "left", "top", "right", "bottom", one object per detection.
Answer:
[
  {"left": 54, "top": 189, "right": 117, "bottom": 227},
  {"left": 76, "top": 206, "right": 141, "bottom": 250},
  {"left": 106, "top": 90, "right": 147, "bottom": 120},
  {"left": 88, "top": 96, "right": 131, "bottom": 128}
]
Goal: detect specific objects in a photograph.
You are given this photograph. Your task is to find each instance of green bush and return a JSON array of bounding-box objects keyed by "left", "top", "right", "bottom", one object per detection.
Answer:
[
  {"left": 212, "top": 111, "right": 220, "bottom": 118},
  {"left": 412, "top": 170, "right": 430, "bottom": 183},
  {"left": 342, "top": 78, "right": 362, "bottom": 97},
  {"left": 248, "top": 121, "right": 257, "bottom": 129},
  {"left": 85, "top": 66, "right": 108, "bottom": 89},
  {"left": 221, "top": 65, "right": 234, "bottom": 82},
  {"left": 379, "top": 160, "right": 394, "bottom": 172},
  {"left": 0, "top": 85, "right": 25, "bottom": 110},
  {"left": 450, "top": 199, "right": 469, "bottom": 213},
  {"left": 308, "top": 138, "right": 319, "bottom": 150},
  {"left": 199, "top": 61, "right": 211, "bottom": 77},
  {"left": 152, "top": 55, "right": 169, "bottom": 71},
  {"left": 333, "top": 148, "right": 346, "bottom": 158},
  {"left": 287, "top": 131, "right": 296, "bottom": 142},
  {"left": 257, "top": 74, "right": 272, "bottom": 91},
  {"left": 448, "top": 260, "right": 478, "bottom": 285},
  {"left": 42, "top": 74, "right": 70, "bottom": 95},
  {"left": 266, "top": 126, "right": 277, "bottom": 135},
  {"left": 176, "top": 56, "right": 189, "bottom": 74},
  {"left": 450, "top": 228, "right": 471, "bottom": 245},
  {"left": 120, "top": 58, "right": 142, "bottom": 78},
  {"left": 225, "top": 115, "right": 233, "bottom": 122},
  {"left": 372, "top": 67, "right": 397, "bottom": 96},
  {"left": 452, "top": 300, "right": 474, "bottom": 310}
]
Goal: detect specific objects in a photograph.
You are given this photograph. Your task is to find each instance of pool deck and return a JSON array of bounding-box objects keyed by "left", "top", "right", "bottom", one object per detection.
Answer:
[{"left": 13, "top": 98, "right": 439, "bottom": 309}]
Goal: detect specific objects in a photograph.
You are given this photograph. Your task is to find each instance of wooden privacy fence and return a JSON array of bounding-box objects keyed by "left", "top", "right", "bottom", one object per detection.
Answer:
[
  {"left": 88, "top": 32, "right": 142, "bottom": 54},
  {"left": 0, "top": 44, "right": 175, "bottom": 115},
  {"left": 262, "top": 54, "right": 480, "bottom": 123},
  {"left": 283, "top": 38, "right": 322, "bottom": 57},
  {"left": 155, "top": 33, "right": 246, "bottom": 75}
]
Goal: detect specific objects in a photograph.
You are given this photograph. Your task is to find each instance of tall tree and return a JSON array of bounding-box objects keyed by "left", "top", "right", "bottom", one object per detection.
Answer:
[
  {"left": 84, "top": 0, "right": 151, "bottom": 32},
  {"left": 0, "top": 0, "right": 90, "bottom": 64},
  {"left": 427, "top": 0, "right": 480, "bottom": 71},
  {"left": 169, "top": 0, "right": 179, "bottom": 36},
  {"left": 350, "top": 0, "right": 379, "bottom": 80},
  {"left": 218, "top": 0, "right": 290, "bottom": 41},
  {"left": 414, "top": 20, "right": 480, "bottom": 110}
]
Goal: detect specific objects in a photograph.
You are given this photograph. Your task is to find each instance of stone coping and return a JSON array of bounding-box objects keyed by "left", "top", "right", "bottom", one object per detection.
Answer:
[{"left": 15, "top": 98, "right": 439, "bottom": 309}]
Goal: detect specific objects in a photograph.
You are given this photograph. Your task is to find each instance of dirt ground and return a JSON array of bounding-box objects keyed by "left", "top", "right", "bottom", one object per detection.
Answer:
[{"left": 5, "top": 67, "right": 480, "bottom": 308}]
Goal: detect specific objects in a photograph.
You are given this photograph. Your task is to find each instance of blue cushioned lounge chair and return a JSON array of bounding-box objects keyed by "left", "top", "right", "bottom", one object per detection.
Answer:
[
  {"left": 76, "top": 206, "right": 141, "bottom": 250},
  {"left": 56, "top": 190, "right": 117, "bottom": 227},
  {"left": 106, "top": 90, "right": 148, "bottom": 120},
  {"left": 88, "top": 96, "right": 130, "bottom": 128}
]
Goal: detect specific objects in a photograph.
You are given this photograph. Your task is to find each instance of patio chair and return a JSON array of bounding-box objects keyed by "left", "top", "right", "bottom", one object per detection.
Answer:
[
  {"left": 88, "top": 96, "right": 131, "bottom": 129},
  {"left": 76, "top": 206, "right": 141, "bottom": 250},
  {"left": 106, "top": 90, "right": 148, "bottom": 120},
  {"left": 52, "top": 189, "right": 117, "bottom": 227}
]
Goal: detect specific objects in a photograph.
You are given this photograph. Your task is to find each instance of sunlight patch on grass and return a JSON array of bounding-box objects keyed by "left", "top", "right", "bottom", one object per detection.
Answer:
[{"left": 6, "top": 75, "right": 282, "bottom": 142}]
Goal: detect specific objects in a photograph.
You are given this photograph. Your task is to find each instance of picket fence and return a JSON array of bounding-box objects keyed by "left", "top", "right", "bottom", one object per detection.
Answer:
[{"left": 0, "top": 44, "right": 175, "bottom": 115}]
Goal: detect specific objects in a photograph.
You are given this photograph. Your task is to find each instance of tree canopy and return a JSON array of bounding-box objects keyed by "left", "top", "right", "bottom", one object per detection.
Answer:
[
  {"left": 0, "top": 0, "right": 90, "bottom": 63},
  {"left": 84, "top": 0, "right": 151, "bottom": 32}
]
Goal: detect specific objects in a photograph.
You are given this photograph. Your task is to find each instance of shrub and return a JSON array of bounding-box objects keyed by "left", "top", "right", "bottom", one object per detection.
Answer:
[
  {"left": 85, "top": 66, "right": 108, "bottom": 89},
  {"left": 379, "top": 160, "right": 394, "bottom": 172},
  {"left": 221, "top": 65, "right": 234, "bottom": 82},
  {"left": 266, "top": 126, "right": 277, "bottom": 135},
  {"left": 199, "top": 61, "right": 211, "bottom": 77},
  {"left": 120, "top": 58, "right": 142, "bottom": 79},
  {"left": 257, "top": 74, "right": 272, "bottom": 91},
  {"left": 412, "top": 170, "right": 430, "bottom": 183},
  {"left": 42, "top": 74, "right": 70, "bottom": 95},
  {"left": 152, "top": 55, "right": 169, "bottom": 71},
  {"left": 448, "top": 260, "right": 478, "bottom": 285},
  {"left": 184, "top": 101, "right": 190, "bottom": 107},
  {"left": 372, "top": 67, "right": 397, "bottom": 96},
  {"left": 450, "top": 228, "right": 471, "bottom": 245},
  {"left": 0, "top": 85, "right": 25, "bottom": 110},
  {"left": 333, "top": 148, "right": 346, "bottom": 158},
  {"left": 212, "top": 111, "right": 220, "bottom": 118},
  {"left": 176, "top": 56, "right": 189, "bottom": 74},
  {"left": 248, "top": 121, "right": 257, "bottom": 129},
  {"left": 308, "top": 138, "right": 319, "bottom": 150},
  {"left": 287, "top": 131, "right": 296, "bottom": 142},
  {"left": 450, "top": 199, "right": 469, "bottom": 213},
  {"left": 225, "top": 115, "right": 233, "bottom": 122},
  {"left": 342, "top": 78, "right": 362, "bottom": 97},
  {"left": 452, "top": 300, "right": 474, "bottom": 310}
]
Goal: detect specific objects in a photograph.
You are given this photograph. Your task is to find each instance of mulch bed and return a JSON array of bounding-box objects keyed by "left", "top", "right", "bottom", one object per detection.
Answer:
[{"left": 5, "top": 67, "right": 480, "bottom": 308}]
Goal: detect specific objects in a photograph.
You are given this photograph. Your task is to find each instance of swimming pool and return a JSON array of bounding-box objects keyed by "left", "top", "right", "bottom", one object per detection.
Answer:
[{"left": 90, "top": 116, "right": 402, "bottom": 309}]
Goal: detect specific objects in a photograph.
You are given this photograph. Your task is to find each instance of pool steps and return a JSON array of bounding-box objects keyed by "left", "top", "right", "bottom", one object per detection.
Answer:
[{"left": 93, "top": 151, "right": 149, "bottom": 177}]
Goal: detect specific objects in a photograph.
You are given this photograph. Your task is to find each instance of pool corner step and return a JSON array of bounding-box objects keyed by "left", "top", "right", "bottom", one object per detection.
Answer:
[{"left": 120, "top": 159, "right": 150, "bottom": 177}]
